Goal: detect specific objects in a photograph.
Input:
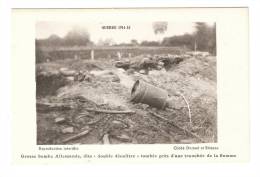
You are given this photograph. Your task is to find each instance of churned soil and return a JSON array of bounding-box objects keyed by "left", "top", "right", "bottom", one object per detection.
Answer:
[{"left": 36, "top": 54, "right": 217, "bottom": 145}]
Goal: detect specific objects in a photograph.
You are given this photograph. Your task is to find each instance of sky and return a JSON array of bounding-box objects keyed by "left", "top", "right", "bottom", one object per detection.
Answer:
[{"left": 36, "top": 21, "right": 213, "bottom": 44}]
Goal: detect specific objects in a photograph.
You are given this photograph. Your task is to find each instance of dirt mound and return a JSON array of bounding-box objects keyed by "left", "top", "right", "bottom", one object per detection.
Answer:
[{"left": 115, "top": 54, "right": 185, "bottom": 73}]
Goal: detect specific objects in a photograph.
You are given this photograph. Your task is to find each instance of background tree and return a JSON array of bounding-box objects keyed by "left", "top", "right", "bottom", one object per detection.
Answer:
[
  {"left": 63, "top": 27, "right": 91, "bottom": 46},
  {"left": 161, "top": 33, "right": 194, "bottom": 48},
  {"left": 97, "top": 38, "right": 115, "bottom": 46},
  {"left": 131, "top": 39, "right": 139, "bottom": 46},
  {"left": 140, "top": 40, "right": 160, "bottom": 46},
  {"left": 161, "top": 22, "right": 216, "bottom": 54},
  {"left": 152, "top": 21, "right": 168, "bottom": 34},
  {"left": 194, "top": 22, "right": 216, "bottom": 54}
]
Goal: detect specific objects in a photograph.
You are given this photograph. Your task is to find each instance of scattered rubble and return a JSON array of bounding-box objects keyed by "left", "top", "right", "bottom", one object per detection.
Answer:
[
  {"left": 66, "top": 76, "right": 74, "bottom": 82},
  {"left": 115, "top": 60, "right": 130, "bottom": 70},
  {"left": 37, "top": 52, "right": 217, "bottom": 145},
  {"left": 62, "top": 127, "right": 74, "bottom": 134},
  {"left": 62, "top": 129, "right": 91, "bottom": 143},
  {"left": 115, "top": 54, "right": 185, "bottom": 73},
  {"left": 186, "top": 51, "right": 210, "bottom": 57},
  {"left": 111, "top": 133, "right": 131, "bottom": 143},
  {"left": 59, "top": 67, "right": 77, "bottom": 76},
  {"left": 55, "top": 117, "right": 66, "bottom": 124},
  {"left": 111, "top": 120, "right": 128, "bottom": 129}
]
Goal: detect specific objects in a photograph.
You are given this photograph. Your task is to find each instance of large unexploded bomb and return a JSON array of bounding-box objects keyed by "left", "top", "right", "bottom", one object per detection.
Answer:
[{"left": 130, "top": 80, "right": 172, "bottom": 109}]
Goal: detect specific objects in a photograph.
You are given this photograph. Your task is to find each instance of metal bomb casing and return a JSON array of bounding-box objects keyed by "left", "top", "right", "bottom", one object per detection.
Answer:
[{"left": 130, "top": 80, "right": 170, "bottom": 109}]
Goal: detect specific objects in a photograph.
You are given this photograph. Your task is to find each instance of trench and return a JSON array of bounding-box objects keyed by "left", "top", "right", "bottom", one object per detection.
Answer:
[{"left": 36, "top": 72, "right": 69, "bottom": 97}]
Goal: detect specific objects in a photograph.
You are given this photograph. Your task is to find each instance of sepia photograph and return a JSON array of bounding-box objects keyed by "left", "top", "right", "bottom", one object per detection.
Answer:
[
  {"left": 10, "top": 6, "right": 251, "bottom": 166},
  {"left": 35, "top": 21, "right": 217, "bottom": 145}
]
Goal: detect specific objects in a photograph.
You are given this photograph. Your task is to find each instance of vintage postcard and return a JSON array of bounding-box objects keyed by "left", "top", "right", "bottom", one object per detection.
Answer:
[{"left": 12, "top": 8, "right": 249, "bottom": 164}]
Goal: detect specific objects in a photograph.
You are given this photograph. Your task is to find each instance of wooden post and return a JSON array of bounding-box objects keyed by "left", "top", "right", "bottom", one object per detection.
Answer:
[
  {"left": 117, "top": 51, "right": 121, "bottom": 60},
  {"left": 194, "top": 40, "right": 197, "bottom": 52},
  {"left": 91, "top": 49, "right": 94, "bottom": 60}
]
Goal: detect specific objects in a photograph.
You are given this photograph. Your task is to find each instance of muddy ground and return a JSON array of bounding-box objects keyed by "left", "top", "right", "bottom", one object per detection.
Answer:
[{"left": 36, "top": 54, "right": 217, "bottom": 145}]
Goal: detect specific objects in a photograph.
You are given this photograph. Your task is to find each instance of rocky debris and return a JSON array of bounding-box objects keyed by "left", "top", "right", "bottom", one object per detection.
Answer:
[
  {"left": 62, "top": 129, "right": 91, "bottom": 143},
  {"left": 37, "top": 53, "right": 217, "bottom": 145},
  {"left": 54, "top": 117, "right": 66, "bottom": 124},
  {"left": 111, "top": 133, "right": 131, "bottom": 142},
  {"left": 89, "top": 69, "right": 120, "bottom": 83},
  {"left": 66, "top": 76, "right": 74, "bottom": 82},
  {"left": 182, "top": 54, "right": 191, "bottom": 59},
  {"left": 126, "top": 68, "right": 135, "bottom": 75},
  {"left": 139, "top": 69, "right": 146, "bottom": 74},
  {"left": 139, "top": 57, "right": 158, "bottom": 70},
  {"left": 115, "top": 54, "right": 185, "bottom": 73},
  {"left": 74, "top": 71, "right": 92, "bottom": 82},
  {"left": 179, "top": 139, "right": 194, "bottom": 144},
  {"left": 186, "top": 51, "right": 210, "bottom": 57},
  {"left": 84, "top": 119, "right": 101, "bottom": 125},
  {"left": 148, "top": 69, "right": 166, "bottom": 76},
  {"left": 90, "top": 70, "right": 114, "bottom": 76},
  {"left": 61, "top": 68, "right": 93, "bottom": 83},
  {"left": 111, "top": 76, "right": 120, "bottom": 82},
  {"left": 59, "top": 67, "right": 77, "bottom": 76},
  {"left": 115, "top": 60, "right": 131, "bottom": 70},
  {"left": 62, "top": 127, "right": 74, "bottom": 134},
  {"left": 111, "top": 120, "right": 128, "bottom": 129},
  {"left": 81, "top": 125, "right": 90, "bottom": 130}
]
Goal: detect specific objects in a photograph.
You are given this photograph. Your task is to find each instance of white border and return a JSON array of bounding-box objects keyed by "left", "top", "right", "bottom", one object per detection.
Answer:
[{"left": 1, "top": 0, "right": 260, "bottom": 177}]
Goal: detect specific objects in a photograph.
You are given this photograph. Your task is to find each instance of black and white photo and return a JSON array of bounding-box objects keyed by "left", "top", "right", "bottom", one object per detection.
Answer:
[{"left": 36, "top": 21, "right": 217, "bottom": 145}]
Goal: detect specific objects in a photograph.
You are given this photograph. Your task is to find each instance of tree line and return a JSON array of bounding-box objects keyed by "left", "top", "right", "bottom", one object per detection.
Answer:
[
  {"left": 36, "top": 28, "right": 93, "bottom": 47},
  {"left": 36, "top": 22, "right": 216, "bottom": 54}
]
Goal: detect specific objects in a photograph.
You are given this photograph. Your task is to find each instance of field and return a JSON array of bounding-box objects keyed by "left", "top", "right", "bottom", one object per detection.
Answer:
[
  {"left": 37, "top": 46, "right": 186, "bottom": 62},
  {"left": 36, "top": 48, "right": 217, "bottom": 145}
]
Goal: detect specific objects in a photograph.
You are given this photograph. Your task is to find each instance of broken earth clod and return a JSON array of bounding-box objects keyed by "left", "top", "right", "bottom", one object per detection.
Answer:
[
  {"left": 111, "top": 134, "right": 131, "bottom": 142},
  {"left": 55, "top": 117, "right": 66, "bottom": 124},
  {"left": 62, "top": 127, "right": 74, "bottom": 134},
  {"left": 111, "top": 120, "right": 128, "bottom": 129},
  {"left": 59, "top": 68, "right": 76, "bottom": 76}
]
